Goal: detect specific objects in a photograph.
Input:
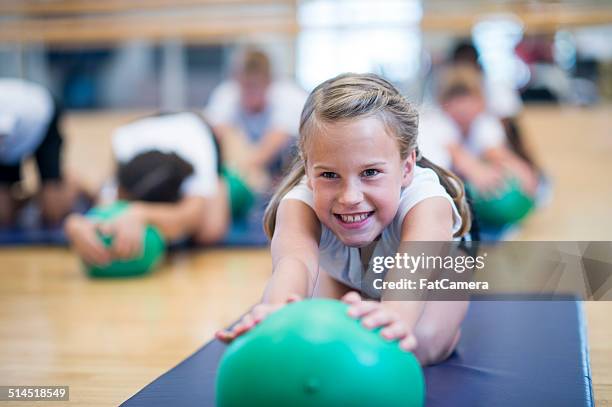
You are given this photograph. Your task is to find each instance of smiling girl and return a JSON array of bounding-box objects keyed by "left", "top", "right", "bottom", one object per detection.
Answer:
[{"left": 217, "top": 73, "right": 472, "bottom": 365}]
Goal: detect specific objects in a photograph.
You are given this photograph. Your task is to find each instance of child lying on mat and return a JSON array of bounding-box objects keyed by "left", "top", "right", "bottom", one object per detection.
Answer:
[
  {"left": 217, "top": 73, "right": 471, "bottom": 365},
  {"left": 65, "top": 112, "right": 240, "bottom": 265}
]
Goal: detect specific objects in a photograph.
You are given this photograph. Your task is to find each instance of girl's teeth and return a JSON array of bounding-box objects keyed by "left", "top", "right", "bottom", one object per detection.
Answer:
[{"left": 340, "top": 213, "right": 369, "bottom": 223}]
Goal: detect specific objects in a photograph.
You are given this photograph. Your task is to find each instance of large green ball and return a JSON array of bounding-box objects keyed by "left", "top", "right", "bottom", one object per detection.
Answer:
[
  {"left": 84, "top": 201, "right": 166, "bottom": 278},
  {"left": 468, "top": 177, "right": 534, "bottom": 228},
  {"left": 216, "top": 299, "right": 425, "bottom": 407}
]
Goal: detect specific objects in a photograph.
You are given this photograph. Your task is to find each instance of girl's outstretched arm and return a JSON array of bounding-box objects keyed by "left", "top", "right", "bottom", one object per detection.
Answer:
[
  {"left": 383, "top": 196, "right": 455, "bottom": 330},
  {"left": 264, "top": 199, "right": 322, "bottom": 303},
  {"left": 217, "top": 198, "right": 321, "bottom": 342},
  {"left": 398, "top": 197, "right": 467, "bottom": 365}
]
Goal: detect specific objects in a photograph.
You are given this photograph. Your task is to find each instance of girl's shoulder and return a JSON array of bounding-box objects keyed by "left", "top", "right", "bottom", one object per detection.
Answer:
[
  {"left": 281, "top": 176, "right": 313, "bottom": 208},
  {"left": 402, "top": 165, "right": 446, "bottom": 195},
  {"left": 393, "top": 165, "right": 462, "bottom": 237}
]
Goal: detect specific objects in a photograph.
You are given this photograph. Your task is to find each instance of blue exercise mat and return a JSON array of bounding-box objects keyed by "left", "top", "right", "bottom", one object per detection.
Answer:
[
  {"left": 0, "top": 200, "right": 269, "bottom": 247},
  {"left": 0, "top": 219, "right": 268, "bottom": 247},
  {"left": 215, "top": 200, "right": 268, "bottom": 247},
  {"left": 122, "top": 299, "right": 592, "bottom": 407},
  {"left": 0, "top": 225, "right": 68, "bottom": 245}
]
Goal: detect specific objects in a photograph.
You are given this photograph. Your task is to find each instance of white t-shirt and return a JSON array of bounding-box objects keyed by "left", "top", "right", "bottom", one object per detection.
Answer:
[
  {"left": 110, "top": 112, "right": 218, "bottom": 198},
  {"left": 204, "top": 79, "right": 307, "bottom": 138},
  {"left": 418, "top": 108, "right": 507, "bottom": 169},
  {"left": 282, "top": 165, "right": 462, "bottom": 297},
  {"left": 0, "top": 78, "right": 54, "bottom": 165}
]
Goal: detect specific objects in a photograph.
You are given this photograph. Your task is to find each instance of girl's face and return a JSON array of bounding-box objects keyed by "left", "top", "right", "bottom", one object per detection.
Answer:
[{"left": 305, "top": 116, "right": 415, "bottom": 248}]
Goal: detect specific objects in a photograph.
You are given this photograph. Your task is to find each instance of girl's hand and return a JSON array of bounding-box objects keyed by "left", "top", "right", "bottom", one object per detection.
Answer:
[
  {"left": 97, "top": 206, "right": 146, "bottom": 259},
  {"left": 65, "top": 214, "right": 111, "bottom": 266},
  {"left": 342, "top": 292, "right": 418, "bottom": 352},
  {"left": 216, "top": 294, "right": 302, "bottom": 343}
]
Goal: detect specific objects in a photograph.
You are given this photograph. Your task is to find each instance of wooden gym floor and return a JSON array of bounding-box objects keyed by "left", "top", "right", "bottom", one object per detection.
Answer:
[{"left": 0, "top": 105, "right": 611, "bottom": 405}]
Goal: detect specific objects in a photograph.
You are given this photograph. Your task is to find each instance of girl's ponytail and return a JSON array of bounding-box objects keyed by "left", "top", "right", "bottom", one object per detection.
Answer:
[
  {"left": 416, "top": 152, "right": 471, "bottom": 237},
  {"left": 263, "top": 158, "right": 306, "bottom": 238}
]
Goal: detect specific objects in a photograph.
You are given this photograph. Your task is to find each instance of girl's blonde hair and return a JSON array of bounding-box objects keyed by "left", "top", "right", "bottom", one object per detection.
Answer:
[{"left": 263, "top": 72, "right": 471, "bottom": 238}]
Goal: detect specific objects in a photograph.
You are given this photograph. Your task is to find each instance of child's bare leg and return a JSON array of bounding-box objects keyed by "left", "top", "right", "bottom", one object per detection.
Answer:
[
  {"left": 412, "top": 300, "right": 469, "bottom": 365},
  {"left": 312, "top": 268, "right": 352, "bottom": 299}
]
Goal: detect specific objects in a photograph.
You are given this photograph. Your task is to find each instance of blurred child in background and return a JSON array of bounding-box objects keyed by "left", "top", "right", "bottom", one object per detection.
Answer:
[
  {"left": 419, "top": 65, "right": 539, "bottom": 197},
  {"left": 65, "top": 112, "right": 231, "bottom": 265},
  {"left": 205, "top": 47, "right": 307, "bottom": 185},
  {"left": 0, "top": 78, "right": 78, "bottom": 228},
  {"left": 449, "top": 42, "right": 539, "bottom": 170}
]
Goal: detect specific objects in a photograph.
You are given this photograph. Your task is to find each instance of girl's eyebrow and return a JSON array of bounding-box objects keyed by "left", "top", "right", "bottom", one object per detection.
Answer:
[
  {"left": 312, "top": 163, "right": 335, "bottom": 171},
  {"left": 312, "top": 161, "right": 388, "bottom": 171},
  {"left": 362, "top": 161, "right": 388, "bottom": 168}
]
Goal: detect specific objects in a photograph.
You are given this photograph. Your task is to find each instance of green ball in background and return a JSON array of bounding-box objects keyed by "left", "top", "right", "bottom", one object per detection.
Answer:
[
  {"left": 216, "top": 299, "right": 425, "bottom": 407},
  {"left": 84, "top": 201, "right": 166, "bottom": 278},
  {"left": 221, "top": 166, "right": 256, "bottom": 221},
  {"left": 468, "top": 177, "right": 534, "bottom": 228}
]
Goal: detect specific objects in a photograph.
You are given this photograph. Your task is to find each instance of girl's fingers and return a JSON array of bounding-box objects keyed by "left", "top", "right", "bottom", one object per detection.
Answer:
[
  {"left": 361, "top": 309, "right": 394, "bottom": 329},
  {"left": 342, "top": 291, "right": 362, "bottom": 304},
  {"left": 114, "top": 231, "right": 139, "bottom": 259},
  {"left": 110, "top": 233, "right": 127, "bottom": 258},
  {"left": 347, "top": 300, "right": 378, "bottom": 318},
  {"left": 235, "top": 314, "right": 255, "bottom": 334},
  {"left": 124, "top": 232, "right": 139, "bottom": 257},
  {"left": 399, "top": 334, "right": 418, "bottom": 352},
  {"left": 220, "top": 312, "right": 259, "bottom": 342},
  {"left": 380, "top": 321, "right": 408, "bottom": 340},
  {"left": 96, "top": 222, "right": 113, "bottom": 236},
  {"left": 81, "top": 243, "right": 101, "bottom": 265},
  {"left": 215, "top": 330, "right": 233, "bottom": 342},
  {"left": 83, "top": 237, "right": 110, "bottom": 265},
  {"left": 88, "top": 249, "right": 110, "bottom": 266},
  {"left": 286, "top": 294, "right": 302, "bottom": 303},
  {"left": 251, "top": 305, "right": 269, "bottom": 323},
  {"left": 81, "top": 252, "right": 99, "bottom": 266},
  {"left": 130, "top": 235, "right": 142, "bottom": 257}
]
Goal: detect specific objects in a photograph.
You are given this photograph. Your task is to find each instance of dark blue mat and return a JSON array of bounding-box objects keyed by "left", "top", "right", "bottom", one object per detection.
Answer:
[
  {"left": 0, "top": 220, "right": 268, "bottom": 247},
  {"left": 0, "top": 201, "right": 269, "bottom": 248},
  {"left": 0, "top": 226, "right": 68, "bottom": 246},
  {"left": 122, "top": 300, "right": 592, "bottom": 407},
  {"left": 215, "top": 199, "right": 268, "bottom": 247},
  {"left": 0, "top": 197, "right": 90, "bottom": 246}
]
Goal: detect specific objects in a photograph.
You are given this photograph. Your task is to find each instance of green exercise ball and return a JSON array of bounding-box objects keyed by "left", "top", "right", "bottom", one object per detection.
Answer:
[
  {"left": 216, "top": 299, "right": 425, "bottom": 407},
  {"left": 468, "top": 177, "right": 534, "bottom": 228},
  {"left": 221, "top": 166, "right": 255, "bottom": 221},
  {"left": 84, "top": 201, "right": 166, "bottom": 278}
]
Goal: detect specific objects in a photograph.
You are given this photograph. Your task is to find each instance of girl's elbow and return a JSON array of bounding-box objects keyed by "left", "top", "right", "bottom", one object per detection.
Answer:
[{"left": 414, "top": 324, "right": 462, "bottom": 366}]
